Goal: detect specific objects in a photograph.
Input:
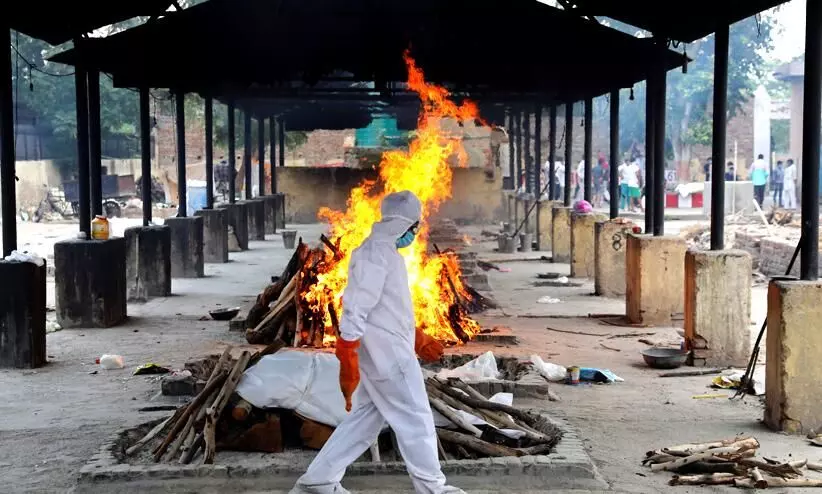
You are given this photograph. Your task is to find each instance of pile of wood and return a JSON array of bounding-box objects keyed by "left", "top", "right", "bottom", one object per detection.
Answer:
[
  {"left": 126, "top": 340, "right": 287, "bottom": 464},
  {"left": 426, "top": 377, "right": 561, "bottom": 459},
  {"left": 643, "top": 436, "right": 822, "bottom": 488},
  {"left": 244, "top": 236, "right": 495, "bottom": 347}
]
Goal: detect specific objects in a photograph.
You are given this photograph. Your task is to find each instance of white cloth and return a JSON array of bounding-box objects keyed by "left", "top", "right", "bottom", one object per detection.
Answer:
[
  {"left": 577, "top": 160, "right": 585, "bottom": 180},
  {"left": 783, "top": 165, "right": 797, "bottom": 209},
  {"left": 617, "top": 163, "right": 628, "bottom": 185},
  {"left": 294, "top": 190, "right": 462, "bottom": 494},
  {"left": 625, "top": 163, "right": 640, "bottom": 188},
  {"left": 555, "top": 162, "right": 565, "bottom": 184}
]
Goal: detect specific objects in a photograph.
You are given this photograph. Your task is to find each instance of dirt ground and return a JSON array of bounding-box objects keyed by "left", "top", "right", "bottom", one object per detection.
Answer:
[{"left": 1, "top": 219, "right": 820, "bottom": 493}]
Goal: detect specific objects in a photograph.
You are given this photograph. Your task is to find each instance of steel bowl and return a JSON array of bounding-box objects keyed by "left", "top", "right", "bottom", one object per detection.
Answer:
[
  {"left": 641, "top": 348, "right": 689, "bottom": 369},
  {"left": 209, "top": 307, "right": 240, "bottom": 321}
]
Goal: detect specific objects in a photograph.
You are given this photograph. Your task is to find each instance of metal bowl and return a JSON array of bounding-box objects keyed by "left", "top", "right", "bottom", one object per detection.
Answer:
[
  {"left": 209, "top": 307, "right": 240, "bottom": 321},
  {"left": 641, "top": 348, "right": 689, "bottom": 369}
]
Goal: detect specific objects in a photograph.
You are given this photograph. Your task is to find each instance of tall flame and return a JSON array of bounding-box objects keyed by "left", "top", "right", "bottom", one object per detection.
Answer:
[{"left": 304, "top": 53, "right": 483, "bottom": 343}]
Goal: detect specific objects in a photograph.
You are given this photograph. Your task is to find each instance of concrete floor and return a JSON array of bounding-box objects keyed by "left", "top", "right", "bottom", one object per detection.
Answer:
[{"left": 1, "top": 219, "right": 818, "bottom": 493}]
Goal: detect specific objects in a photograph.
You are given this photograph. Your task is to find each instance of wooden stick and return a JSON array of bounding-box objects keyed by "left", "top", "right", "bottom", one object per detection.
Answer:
[
  {"left": 434, "top": 379, "right": 541, "bottom": 428},
  {"left": 436, "top": 428, "right": 522, "bottom": 457},
  {"left": 659, "top": 369, "right": 725, "bottom": 378},
  {"left": 545, "top": 326, "right": 609, "bottom": 337},
  {"left": 738, "top": 458, "right": 804, "bottom": 477},
  {"left": 750, "top": 467, "right": 767, "bottom": 489},
  {"left": 433, "top": 243, "right": 466, "bottom": 312},
  {"left": 735, "top": 476, "right": 822, "bottom": 488},
  {"left": 181, "top": 433, "right": 204, "bottom": 464},
  {"left": 428, "top": 395, "right": 483, "bottom": 437},
  {"left": 369, "top": 442, "right": 381, "bottom": 463},
  {"left": 126, "top": 415, "right": 174, "bottom": 456},
  {"left": 436, "top": 435, "right": 449, "bottom": 461},
  {"left": 203, "top": 351, "right": 252, "bottom": 464},
  {"left": 517, "top": 443, "right": 553, "bottom": 456},
  {"left": 663, "top": 436, "right": 758, "bottom": 456},
  {"left": 807, "top": 461, "right": 822, "bottom": 472},
  {"left": 293, "top": 271, "right": 303, "bottom": 347},
  {"left": 320, "top": 234, "right": 342, "bottom": 259},
  {"left": 669, "top": 473, "right": 738, "bottom": 486},
  {"left": 650, "top": 447, "right": 739, "bottom": 472},
  {"left": 676, "top": 461, "right": 742, "bottom": 475},
  {"left": 152, "top": 373, "right": 227, "bottom": 461}
]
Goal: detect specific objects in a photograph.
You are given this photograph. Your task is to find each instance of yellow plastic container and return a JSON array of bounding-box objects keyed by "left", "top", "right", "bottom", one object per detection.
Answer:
[{"left": 91, "top": 215, "right": 110, "bottom": 240}]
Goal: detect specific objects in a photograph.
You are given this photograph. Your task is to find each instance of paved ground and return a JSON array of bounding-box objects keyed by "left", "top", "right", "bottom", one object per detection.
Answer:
[{"left": 1, "top": 218, "right": 819, "bottom": 493}]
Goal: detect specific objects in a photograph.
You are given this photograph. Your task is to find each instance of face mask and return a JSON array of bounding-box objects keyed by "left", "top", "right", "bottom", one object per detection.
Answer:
[{"left": 396, "top": 230, "right": 416, "bottom": 249}]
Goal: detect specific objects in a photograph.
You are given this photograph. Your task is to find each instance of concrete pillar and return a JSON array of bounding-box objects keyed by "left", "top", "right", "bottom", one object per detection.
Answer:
[
  {"left": 551, "top": 206, "right": 572, "bottom": 263},
  {"left": 537, "top": 201, "right": 555, "bottom": 251},
  {"left": 594, "top": 220, "right": 635, "bottom": 297},
  {"left": 195, "top": 208, "right": 229, "bottom": 263},
  {"left": 124, "top": 225, "right": 172, "bottom": 302},
  {"left": 765, "top": 279, "right": 822, "bottom": 434},
  {"left": 684, "top": 250, "right": 752, "bottom": 367},
  {"left": 221, "top": 202, "right": 249, "bottom": 251},
  {"left": 625, "top": 235, "right": 686, "bottom": 325},
  {"left": 570, "top": 212, "right": 604, "bottom": 278},
  {"left": 165, "top": 216, "right": 205, "bottom": 278},
  {"left": 262, "top": 195, "right": 278, "bottom": 235},
  {"left": 515, "top": 196, "right": 524, "bottom": 228},
  {"left": 55, "top": 238, "right": 127, "bottom": 328},
  {"left": 0, "top": 260, "right": 46, "bottom": 368},
  {"left": 245, "top": 199, "right": 267, "bottom": 241},
  {"left": 506, "top": 192, "right": 515, "bottom": 223},
  {"left": 274, "top": 193, "right": 286, "bottom": 230}
]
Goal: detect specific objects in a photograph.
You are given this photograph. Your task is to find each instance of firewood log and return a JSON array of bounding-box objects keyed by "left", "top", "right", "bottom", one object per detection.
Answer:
[
  {"left": 668, "top": 473, "right": 738, "bottom": 486},
  {"left": 650, "top": 447, "right": 740, "bottom": 472},
  {"left": 436, "top": 428, "right": 522, "bottom": 457},
  {"left": 738, "top": 458, "right": 804, "bottom": 477},
  {"left": 203, "top": 351, "right": 252, "bottom": 464},
  {"left": 735, "top": 476, "right": 822, "bottom": 488},
  {"left": 807, "top": 461, "right": 822, "bottom": 472},
  {"left": 662, "top": 436, "right": 758, "bottom": 455},
  {"left": 427, "top": 395, "right": 483, "bottom": 437},
  {"left": 293, "top": 271, "right": 303, "bottom": 347},
  {"left": 675, "top": 461, "right": 742, "bottom": 475},
  {"left": 126, "top": 415, "right": 174, "bottom": 456},
  {"left": 433, "top": 379, "right": 543, "bottom": 431},
  {"left": 750, "top": 467, "right": 768, "bottom": 488}
]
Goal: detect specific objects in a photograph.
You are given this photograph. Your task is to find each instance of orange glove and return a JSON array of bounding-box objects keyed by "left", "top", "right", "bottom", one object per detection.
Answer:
[
  {"left": 415, "top": 328, "right": 444, "bottom": 363},
  {"left": 335, "top": 337, "right": 360, "bottom": 412}
]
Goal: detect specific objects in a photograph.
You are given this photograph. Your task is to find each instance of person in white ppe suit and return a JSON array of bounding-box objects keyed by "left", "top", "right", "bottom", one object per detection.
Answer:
[{"left": 291, "top": 190, "right": 464, "bottom": 494}]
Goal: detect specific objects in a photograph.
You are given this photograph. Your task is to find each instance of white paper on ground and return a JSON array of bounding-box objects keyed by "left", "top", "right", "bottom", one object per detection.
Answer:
[
  {"left": 530, "top": 354, "right": 566, "bottom": 382},
  {"left": 431, "top": 391, "right": 525, "bottom": 439},
  {"left": 435, "top": 351, "right": 500, "bottom": 381},
  {"left": 235, "top": 350, "right": 348, "bottom": 427}
]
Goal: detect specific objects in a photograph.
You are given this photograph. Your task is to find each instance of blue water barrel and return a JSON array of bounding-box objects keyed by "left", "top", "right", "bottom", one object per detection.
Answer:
[{"left": 187, "top": 180, "right": 208, "bottom": 216}]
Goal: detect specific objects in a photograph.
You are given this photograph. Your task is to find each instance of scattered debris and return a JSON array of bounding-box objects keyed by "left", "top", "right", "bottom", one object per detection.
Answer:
[
  {"left": 529, "top": 355, "right": 566, "bottom": 382},
  {"left": 691, "top": 394, "right": 727, "bottom": 400},
  {"left": 544, "top": 326, "right": 609, "bottom": 337},
  {"left": 45, "top": 321, "right": 62, "bottom": 333},
  {"left": 711, "top": 368, "right": 766, "bottom": 396},
  {"left": 537, "top": 296, "right": 561, "bottom": 304},
  {"left": 161, "top": 372, "right": 199, "bottom": 396},
  {"left": 599, "top": 343, "right": 621, "bottom": 352},
  {"left": 537, "top": 273, "right": 561, "bottom": 280},
  {"left": 98, "top": 354, "right": 125, "bottom": 370},
  {"left": 643, "top": 436, "right": 822, "bottom": 488},
  {"left": 658, "top": 368, "right": 725, "bottom": 378},
  {"left": 134, "top": 363, "right": 171, "bottom": 376}
]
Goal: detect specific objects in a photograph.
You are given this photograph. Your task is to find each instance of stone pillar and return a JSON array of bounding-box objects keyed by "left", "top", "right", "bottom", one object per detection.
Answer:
[
  {"left": 262, "top": 195, "right": 278, "bottom": 234},
  {"left": 765, "top": 280, "right": 822, "bottom": 434},
  {"left": 55, "top": 238, "right": 127, "bottom": 328},
  {"left": 245, "top": 199, "right": 267, "bottom": 241},
  {"left": 625, "top": 235, "right": 686, "bottom": 325},
  {"left": 124, "top": 225, "right": 172, "bottom": 302},
  {"left": 684, "top": 250, "right": 752, "bottom": 367},
  {"left": 221, "top": 202, "right": 249, "bottom": 251},
  {"left": 594, "top": 220, "right": 635, "bottom": 297},
  {"left": 570, "top": 212, "right": 604, "bottom": 278},
  {"left": 0, "top": 260, "right": 46, "bottom": 368},
  {"left": 551, "top": 206, "right": 572, "bottom": 263},
  {"left": 195, "top": 208, "right": 229, "bottom": 263},
  {"left": 275, "top": 193, "right": 286, "bottom": 229},
  {"left": 165, "top": 216, "right": 205, "bottom": 278},
  {"left": 515, "top": 196, "right": 525, "bottom": 229},
  {"left": 506, "top": 192, "right": 515, "bottom": 223},
  {"left": 537, "top": 201, "right": 555, "bottom": 251}
]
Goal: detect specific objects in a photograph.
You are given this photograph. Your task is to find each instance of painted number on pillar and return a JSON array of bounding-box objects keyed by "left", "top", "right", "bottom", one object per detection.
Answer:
[{"left": 612, "top": 232, "right": 623, "bottom": 252}]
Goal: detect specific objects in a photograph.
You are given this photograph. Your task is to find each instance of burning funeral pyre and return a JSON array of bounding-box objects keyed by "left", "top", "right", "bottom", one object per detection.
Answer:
[{"left": 245, "top": 53, "right": 496, "bottom": 348}]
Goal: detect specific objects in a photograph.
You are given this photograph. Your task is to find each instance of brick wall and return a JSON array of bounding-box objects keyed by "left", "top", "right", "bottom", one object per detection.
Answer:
[
  {"left": 154, "top": 114, "right": 209, "bottom": 174},
  {"left": 691, "top": 98, "right": 755, "bottom": 178},
  {"left": 292, "top": 130, "right": 356, "bottom": 167},
  {"left": 734, "top": 231, "right": 817, "bottom": 277}
]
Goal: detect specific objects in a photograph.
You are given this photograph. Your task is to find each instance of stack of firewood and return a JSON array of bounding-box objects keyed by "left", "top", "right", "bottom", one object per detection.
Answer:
[
  {"left": 126, "top": 340, "right": 287, "bottom": 464},
  {"left": 244, "top": 236, "right": 496, "bottom": 347},
  {"left": 426, "top": 377, "right": 561, "bottom": 459},
  {"left": 643, "top": 436, "right": 822, "bottom": 488}
]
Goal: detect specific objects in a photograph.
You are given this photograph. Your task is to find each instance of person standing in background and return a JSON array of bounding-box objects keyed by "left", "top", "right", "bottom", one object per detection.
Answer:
[
  {"left": 554, "top": 160, "right": 565, "bottom": 200},
  {"left": 592, "top": 158, "right": 605, "bottom": 208},
  {"left": 703, "top": 157, "right": 712, "bottom": 181},
  {"left": 783, "top": 159, "right": 797, "bottom": 209},
  {"left": 725, "top": 162, "right": 737, "bottom": 181},
  {"left": 617, "top": 160, "right": 630, "bottom": 210},
  {"left": 750, "top": 154, "right": 769, "bottom": 207},
  {"left": 574, "top": 160, "right": 585, "bottom": 200},
  {"left": 771, "top": 160, "right": 785, "bottom": 208}
]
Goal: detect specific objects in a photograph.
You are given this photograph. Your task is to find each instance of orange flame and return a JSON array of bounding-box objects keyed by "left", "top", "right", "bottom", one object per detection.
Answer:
[{"left": 303, "top": 52, "right": 483, "bottom": 344}]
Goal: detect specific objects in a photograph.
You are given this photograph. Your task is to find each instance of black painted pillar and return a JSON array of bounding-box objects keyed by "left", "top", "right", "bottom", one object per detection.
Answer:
[
  {"left": 801, "top": 0, "right": 822, "bottom": 280},
  {"left": 257, "top": 118, "right": 265, "bottom": 196},
  {"left": 139, "top": 88, "right": 152, "bottom": 225},
  {"left": 1, "top": 26, "right": 16, "bottom": 256},
  {"left": 584, "top": 97, "right": 593, "bottom": 202},
  {"left": 278, "top": 117, "right": 286, "bottom": 168},
  {"left": 523, "top": 111, "right": 532, "bottom": 194},
  {"left": 227, "top": 102, "right": 236, "bottom": 204},
  {"left": 87, "top": 69, "right": 102, "bottom": 217},
  {"left": 645, "top": 76, "right": 656, "bottom": 234},
  {"left": 548, "top": 105, "right": 557, "bottom": 201},
  {"left": 507, "top": 111, "right": 515, "bottom": 189},
  {"left": 269, "top": 116, "right": 277, "bottom": 193},
  {"left": 564, "top": 103, "right": 573, "bottom": 206},
  {"left": 74, "top": 64, "right": 91, "bottom": 237},
  {"left": 175, "top": 91, "right": 186, "bottom": 217},
  {"left": 243, "top": 112, "right": 252, "bottom": 199},
  {"left": 514, "top": 110, "right": 523, "bottom": 191},
  {"left": 204, "top": 97, "right": 214, "bottom": 209},
  {"left": 534, "top": 104, "right": 542, "bottom": 197},
  {"left": 653, "top": 63, "right": 667, "bottom": 236},
  {"left": 711, "top": 24, "right": 729, "bottom": 250},
  {"left": 609, "top": 90, "right": 620, "bottom": 219}
]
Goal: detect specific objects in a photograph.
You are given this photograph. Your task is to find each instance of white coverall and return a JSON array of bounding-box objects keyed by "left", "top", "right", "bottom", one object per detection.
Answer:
[
  {"left": 291, "top": 191, "right": 464, "bottom": 494},
  {"left": 783, "top": 164, "right": 797, "bottom": 209}
]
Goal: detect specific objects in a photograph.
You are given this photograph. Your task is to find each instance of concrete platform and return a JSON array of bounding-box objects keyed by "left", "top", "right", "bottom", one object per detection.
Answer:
[
  {"left": 195, "top": 208, "right": 229, "bottom": 263},
  {"left": 536, "top": 200, "right": 555, "bottom": 251},
  {"left": 551, "top": 207, "right": 572, "bottom": 264},
  {"left": 124, "top": 225, "right": 172, "bottom": 302},
  {"left": 54, "top": 237, "right": 127, "bottom": 328},
  {"left": 245, "top": 199, "right": 267, "bottom": 241},
  {"left": 570, "top": 213, "right": 603, "bottom": 278},
  {"left": 594, "top": 220, "right": 635, "bottom": 298},
  {"left": 625, "top": 234, "right": 686, "bottom": 326},
  {"left": 261, "top": 195, "right": 279, "bottom": 234},
  {"left": 77, "top": 414, "right": 604, "bottom": 493},
  {"left": 165, "top": 216, "right": 205, "bottom": 279},
  {"left": 765, "top": 279, "right": 822, "bottom": 434},
  {"left": 0, "top": 260, "right": 47, "bottom": 368},
  {"left": 222, "top": 202, "right": 250, "bottom": 251}
]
